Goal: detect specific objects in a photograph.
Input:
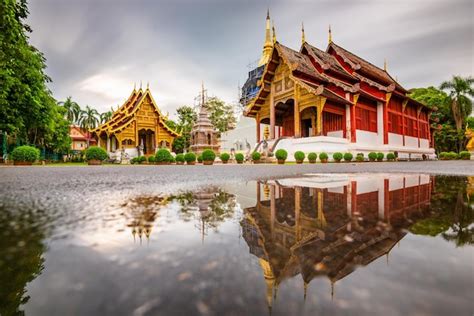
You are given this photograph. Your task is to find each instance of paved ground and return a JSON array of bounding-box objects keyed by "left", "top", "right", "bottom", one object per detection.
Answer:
[{"left": 1, "top": 161, "right": 472, "bottom": 193}]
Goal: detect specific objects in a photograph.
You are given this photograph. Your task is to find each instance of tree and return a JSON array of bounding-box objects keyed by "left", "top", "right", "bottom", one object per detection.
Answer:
[
  {"left": 0, "top": 0, "right": 70, "bottom": 154},
  {"left": 100, "top": 110, "right": 113, "bottom": 124},
  {"left": 58, "top": 97, "right": 81, "bottom": 124},
  {"left": 172, "top": 106, "right": 197, "bottom": 152},
  {"left": 78, "top": 106, "right": 99, "bottom": 147},
  {"left": 439, "top": 76, "right": 474, "bottom": 131},
  {"left": 206, "top": 97, "right": 237, "bottom": 134}
]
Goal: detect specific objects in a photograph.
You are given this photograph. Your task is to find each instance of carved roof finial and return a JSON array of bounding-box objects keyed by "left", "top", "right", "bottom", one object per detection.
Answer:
[
  {"left": 140, "top": 80, "right": 142, "bottom": 90},
  {"left": 301, "top": 22, "right": 305, "bottom": 45},
  {"left": 146, "top": 81, "right": 150, "bottom": 90},
  {"left": 384, "top": 58, "right": 387, "bottom": 71},
  {"left": 328, "top": 24, "right": 332, "bottom": 44},
  {"left": 272, "top": 20, "right": 276, "bottom": 44},
  {"left": 133, "top": 82, "right": 136, "bottom": 91}
]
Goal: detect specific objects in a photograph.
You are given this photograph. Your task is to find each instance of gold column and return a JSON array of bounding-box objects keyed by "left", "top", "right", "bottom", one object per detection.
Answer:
[
  {"left": 294, "top": 85, "right": 301, "bottom": 138},
  {"left": 270, "top": 85, "right": 275, "bottom": 139},
  {"left": 316, "top": 97, "right": 327, "bottom": 136}
]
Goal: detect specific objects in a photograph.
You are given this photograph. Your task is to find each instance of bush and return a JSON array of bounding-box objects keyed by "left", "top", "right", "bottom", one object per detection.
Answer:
[
  {"left": 202, "top": 149, "right": 216, "bottom": 162},
  {"left": 343, "top": 153, "right": 353, "bottom": 162},
  {"left": 439, "top": 152, "right": 447, "bottom": 160},
  {"left": 169, "top": 156, "right": 176, "bottom": 163},
  {"left": 356, "top": 153, "right": 364, "bottom": 162},
  {"left": 319, "top": 152, "right": 328, "bottom": 161},
  {"left": 155, "top": 148, "right": 172, "bottom": 163},
  {"left": 197, "top": 154, "right": 203, "bottom": 163},
  {"left": 184, "top": 152, "right": 196, "bottom": 163},
  {"left": 333, "top": 152, "right": 343, "bottom": 162},
  {"left": 252, "top": 151, "right": 261, "bottom": 161},
  {"left": 275, "top": 149, "right": 288, "bottom": 161},
  {"left": 220, "top": 152, "right": 230, "bottom": 162},
  {"left": 294, "top": 151, "right": 305, "bottom": 162},
  {"left": 175, "top": 153, "right": 185, "bottom": 163},
  {"left": 139, "top": 156, "right": 147, "bottom": 163},
  {"left": 235, "top": 153, "right": 244, "bottom": 163},
  {"left": 85, "top": 146, "right": 108, "bottom": 161},
  {"left": 308, "top": 152, "right": 318, "bottom": 162},
  {"left": 459, "top": 151, "right": 471, "bottom": 160},
  {"left": 368, "top": 152, "right": 377, "bottom": 161},
  {"left": 447, "top": 151, "right": 458, "bottom": 160},
  {"left": 387, "top": 153, "right": 396, "bottom": 161},
  {"left": 376, "top": 152, "right": 384, "bottom": 161},
  {"left": 11, "top": 145, "right": 40, "bottom": 162},
  {"left": 130, "top": 157, "right": 138, "bottom": 164}
]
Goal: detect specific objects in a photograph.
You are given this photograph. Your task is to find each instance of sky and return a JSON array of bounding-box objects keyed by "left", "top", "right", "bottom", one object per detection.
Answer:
[{"left": 27, "top": 0, "right": 473, "bottom": 118}]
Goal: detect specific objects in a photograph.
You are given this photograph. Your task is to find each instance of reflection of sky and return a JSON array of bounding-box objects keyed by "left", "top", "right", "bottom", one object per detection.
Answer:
[{"left": 18, "top": 180, "right": 474, "bottom": 316}]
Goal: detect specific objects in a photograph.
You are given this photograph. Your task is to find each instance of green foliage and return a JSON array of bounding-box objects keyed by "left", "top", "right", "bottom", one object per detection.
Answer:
[
  {"left": 434, "top": 124, "right": 465, "bottom": 153},
  {"left": 235, "top": 153, "right": 244, "bottom": 163},
  {"left": 197, "top": 154, "right": 203, "bottom": 163},
  {"left": 368, "top": 152, "right": 377, "bottom": 161},
  {"left": 173, "top": 106, "right": 197, "bottom": 152},
  {"left": 356, "top": 153, "right": 364, "bottom": 162},
  {"left": 319, "top": 152, "right": 328, "bottom": 160},
  {"left": 184, "top": 152, "right": 196, "bottom": 163},
  {"left": 175, "top": 153, "right": 185, "bottom": 163},
  {"left": 251, "top": 151, "right": 261, "bottom": 161},
  {"left": 85, "top": 146, "right": 107, "bottom": 161},
  {"left": 139, "top": 156, "right": 146, "bottom": 163},
  {"left": 439, "top": 76, "right": 474, "bottom": 131},
  {"left": 202, "top": 149, "right": 216, "bottom": 162},
  {"left": 169, "top": 156, "right": 176, "bottom": 163},
  {"left": 130, "top": 157, "right": 139, "bottom": 164},
  {"left": 308, "top": 152, "right": 318, "bottom": 162},
  {"left": 99, "top": 110, "right": 113, "bottom": 124},
  {"left": 59, "top": 96, "right": 81, "bottom": 124},
  {"left": 467, "top": 117, "right": 474, "bottom": 129},
  {"left": 387, "top": 153, "right": 396, "bottom": 160},
  {"left": 11, "top": 145, "right": 39, "bottom": 162},
  {"left": 332, "top": 152, "right": 343, "bottom": 161},
  {"left": 206, "top": 97, "right": 237, "bottom": 134},
  {"left": 376, "top": 152, "right": 384, "bottom": 161},
  {"left": 447, "top": 152, "right": 458, "bottom": 160},
  {"left": 294, "top": 151, "right": 305, "bottom": 161},
  {"left": 148, "top": 156, "right": 156, "bottom": 163},
  {"left": 220, "top": 152, "right": 230, "bottom": 162},
  {"left": 459, "top": 151, "right": 471, "bottom": 160},
  {"left": 343, "top": 153, "right": 353, "bottom": 162},
  {"left": 172, "top": 136, "right": 186, "bottom": 154},
  {"left": 275, "top": 149, "right": 288, "bottom": 160},
  {"left": 155, "top": 148, "right": 172, "bottom": 163}
]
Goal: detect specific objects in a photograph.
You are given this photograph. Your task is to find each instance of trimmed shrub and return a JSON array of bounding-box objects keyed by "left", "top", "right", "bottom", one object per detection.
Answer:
[
  {"left": 169, "top": 156, "right": 176, "bottom": 164},
  {"left": 459, "top": 151, "right": 471, "bottom": 160},
  {"left": 275, "top": 149, "right": 288, "bottom": 161},
  {"left": 376, "top": 152, "right": 384, "bottom": 161},
  {"left": 220, "top": 152, "right": 230, "bottom": 163},
  {"left": 439, "top": 152, "right": 447, "bottom": 160},
  {"left": 11, "top": 145, "right": 40, "bottom": 162},
  {"left": 319, "top": 152, "right": 328, "bottom": 162},
  {"left": 294, "top": 151, "right": 305, "bottom": 163},
  {"left": 343, "top": 153, "right": 353, "bottom": 162},
  {"left": 202, "top": 149, "right": 216, "bottom": 162},
  {"left": 148, "top": 156, "right": 156, "bottom": 163},
  {"left": 252, "top": 151, "right": 261, "bottom": 162},
  {"left": 356, "top": 153, "right": 364, "bottom": 162},
  {"left": 184, "top": 152, "right": 196, "bottom": 163},
  {"left": 333, "top": 152, "right": 343, "bottom": 162},
  {"left": 175, "top": 153, "right": 185, "bottom": 163},
  {"left": 447, "top": 152, "right": 458, "bottom": 160},
  {"left": 197, "top": 154, "right": 203, "bottom": 163},
  {"left": 368, "top": 152, "right": 377, "bottom": 161},
  {"left": 130, "top": 157, "right": 138, "bottom": 164},
  {"left": 155, "top": 148, "right": 172, "bottom": 163},
  {"left": 85, "top": 146, "right": 108, "bottom": 161},
  {"left": 235, "top": 153, "right": 244, "bottom": 163},
  {"left": 387, "top": 153, "right": 396, "bottom": 161},
  {"left": 139, "top": 156, "right": 147, "bottom": 163},
  {"left": 308, "top": 152, "right": 318, "bottom": 163}
]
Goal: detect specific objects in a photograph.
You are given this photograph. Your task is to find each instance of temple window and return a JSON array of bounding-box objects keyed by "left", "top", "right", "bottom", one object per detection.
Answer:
[{"left": 355, "top": 102, "right": 377, "bottom": 133}]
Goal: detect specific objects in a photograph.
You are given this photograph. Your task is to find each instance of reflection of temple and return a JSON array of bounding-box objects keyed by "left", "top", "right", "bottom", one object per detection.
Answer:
[
  {"left": 122, "top": 196, "right": 168, "bottom": 243},
  {"left": 241, "top": 174, "right": 432, "bottom": 309}
]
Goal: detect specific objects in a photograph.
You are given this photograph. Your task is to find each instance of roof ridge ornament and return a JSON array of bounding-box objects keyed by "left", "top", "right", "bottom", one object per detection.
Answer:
[
  {"left": 140, "top": 80, "right": 142, "bottom": 90},
  {"left": 328, "top": 24, "right": 332, "bottom": 44},
  {"left": 272, "top": 20, "right": 276, "bottom": 44},
  {"left": 384, "top": 58, "right": 387, "bottom": 71},
  {"left": 301, "top": 22, "right": 305, "bottom": 45}
]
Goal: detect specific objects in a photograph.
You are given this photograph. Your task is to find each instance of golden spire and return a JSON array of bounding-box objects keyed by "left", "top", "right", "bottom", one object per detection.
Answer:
[
  {"left": 133, "top": 82, "right": 136, "bottom": 91},
  {"left": 301, "top": 22, "right": 305, "bottom": 45},
  {"left": 272, "top": 21, "right": 276, "bottom": 44},
  {"left": 384, "top": 58, "right": 387, "bottom": 71},
  {"left": 328, "top": 24, "right": 332, "bottom": 44},
  {"left": 139, "top": 80, "right": 142, "bottom": 90},
  {"left": 146, "top": 81, "right": 150, "bottom": 90},
  {"left": 258, "top": 9, "right": 273, "bottom": 66}
]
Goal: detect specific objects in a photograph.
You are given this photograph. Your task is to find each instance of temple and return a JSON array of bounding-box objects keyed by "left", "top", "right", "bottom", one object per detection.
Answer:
[
  {"left": 243, "top": 13, "right": 435, "bottom": 160},
  {"left": 241, "top": 173, "right": 433, "bottom": 308},
  {"left": 91, "top": 84, "right": 179, "bottom": 160}
]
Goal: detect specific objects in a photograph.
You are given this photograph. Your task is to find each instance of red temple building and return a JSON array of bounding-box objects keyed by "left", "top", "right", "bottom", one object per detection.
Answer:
[{"left": 242, "top": 12, "right": 435, "bottom": 160}]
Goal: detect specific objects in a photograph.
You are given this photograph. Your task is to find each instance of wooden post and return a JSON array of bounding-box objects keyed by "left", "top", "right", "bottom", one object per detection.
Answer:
[
  {"left": 294, "top": 85, "right": 301, "bottom": 138},
  {"left": 316, "top": 97, "right": 327, "bottom": 136},
  {"left": 256, "top": 114, "right": 261, "bottom": 143},
  {"left": 384, "top": 93, "right": 392, "bottom": 145},
  {"left": 311, "top": 113, "right": 317, "bottom": 136},
  {"left": 351, "top": 95, "right": 359, "bottom": 142},
  {"left": 270, "top": 85, "right": 275, "bottom": 140}
]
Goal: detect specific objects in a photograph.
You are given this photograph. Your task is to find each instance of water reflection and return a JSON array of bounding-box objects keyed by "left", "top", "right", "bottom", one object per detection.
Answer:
[{"left": 241, "top": 174, "right": 473, "bottom": 311}]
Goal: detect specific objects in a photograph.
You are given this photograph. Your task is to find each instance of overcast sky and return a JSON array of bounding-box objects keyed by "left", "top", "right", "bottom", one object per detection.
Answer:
[{"left": 27, "top": 0, "right": 473, "bottom": 117}]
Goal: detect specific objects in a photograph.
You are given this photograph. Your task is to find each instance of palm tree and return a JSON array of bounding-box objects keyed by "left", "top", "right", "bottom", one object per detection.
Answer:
[
  {"left": 100, "top": 110, "right": 113, "bottom": 124},
  {"left": 78, "top": 106, "right": 99, "bottom": 147},
  {"left": 58, "top": 96, "right": 81, "bottom": 124},
  {"left": 439, "top": 76, "right": 474, "bottom": 131}
]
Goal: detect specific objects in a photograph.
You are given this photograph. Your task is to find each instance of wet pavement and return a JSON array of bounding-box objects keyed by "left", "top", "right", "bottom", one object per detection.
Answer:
[{"left": 0, "top": 166, "right": 473, "bottom": 315}]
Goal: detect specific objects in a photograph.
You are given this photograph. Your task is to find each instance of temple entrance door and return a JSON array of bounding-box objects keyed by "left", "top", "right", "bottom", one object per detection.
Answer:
[
  {"left": 301, "top": 119, "right": 312, "bottom": 138},
  {"left": 138, "top": 129, "right": 156, "bottom": 155}
]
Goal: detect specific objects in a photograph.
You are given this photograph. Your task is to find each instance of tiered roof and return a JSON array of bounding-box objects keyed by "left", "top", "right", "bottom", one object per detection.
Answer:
[{"left": 92, "top": 86, "right": 179, "bottom": 136}]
